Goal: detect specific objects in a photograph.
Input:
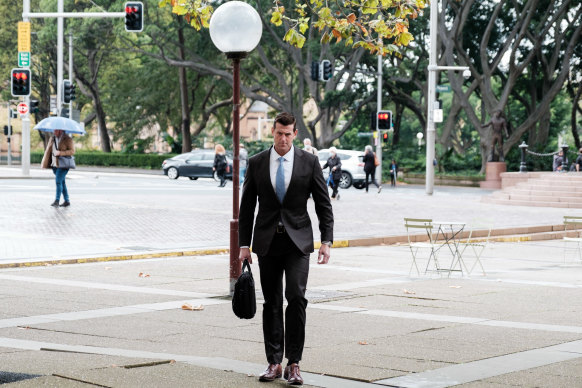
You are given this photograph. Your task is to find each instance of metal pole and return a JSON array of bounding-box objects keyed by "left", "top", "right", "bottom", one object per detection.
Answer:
[
  {"left": 376, "top": 54, "right": 383, "bottom": 185},
  {"left": 69, "top": 33, "right": 73, "bottom": 119},
  {"left": 7, "top": 105, "right": 12, "bottom": 166},
  {"left": 425, "top": 0, "right": 438, "bottom": 195},
  {"left": 21, "top": 0, "right": 31, "bottom": 176},
  {"left": 57, "top": 0, "right": 64, "bottom": 115},
  {"left": 228, "top": 53, "right": 244, "bottom": 295}
]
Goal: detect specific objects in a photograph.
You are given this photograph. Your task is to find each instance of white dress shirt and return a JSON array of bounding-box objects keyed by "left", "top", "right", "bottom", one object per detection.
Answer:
[{"left": 270, "top": 145, "right": 294, "bottom": 194}]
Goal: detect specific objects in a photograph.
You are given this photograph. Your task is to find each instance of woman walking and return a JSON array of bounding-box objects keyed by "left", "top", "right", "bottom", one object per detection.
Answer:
[
  {"left": 41, "top": 129, "right": 75, "bottom": 207},
  {"left": 363, "top": 145, "right": 381, "bottom": 193},
  {"left": 322, "top": 147, "right": 342, "bottom": 200},
  {"left": 213, "top": 144, "right": 228, "bottom": 187}
]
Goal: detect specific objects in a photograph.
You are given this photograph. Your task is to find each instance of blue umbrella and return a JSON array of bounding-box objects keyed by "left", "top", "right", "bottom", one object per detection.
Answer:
[{"left": 33, "top": 116, "right": 86, "bottom": 135}]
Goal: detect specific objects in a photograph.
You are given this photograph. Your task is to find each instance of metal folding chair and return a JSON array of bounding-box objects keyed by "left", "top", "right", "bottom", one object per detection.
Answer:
[
  {"left": 459, "top": 221, "right": 492, "bottom": 276},
  {"left": 404, "top": 218, "right": 438, "bottom": 276},
  {"left": 563, "top": 216, "right": 582, "bottom": 263}
]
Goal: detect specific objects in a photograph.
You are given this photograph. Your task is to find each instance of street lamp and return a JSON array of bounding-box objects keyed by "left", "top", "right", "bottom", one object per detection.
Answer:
[
  {"left": 209, "top": 1, "right": 262, "bottom": 295},
  {"left": 416, "top": 132, "right": 424, "bottom": 148},
  {"left": 425, "top": 0, "right": 469, "bottom": 195}
]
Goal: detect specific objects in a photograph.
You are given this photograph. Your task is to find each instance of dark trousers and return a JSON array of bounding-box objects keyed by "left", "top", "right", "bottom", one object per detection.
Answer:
[
  {"left": 329, "top": 176, "right": 339, "bottom": 198},
  {"left": 365, "top": 170, "right": 379, "bottom": 191},
  {"left": 258, "top": 232, "right": 310, "bottom": 365}
]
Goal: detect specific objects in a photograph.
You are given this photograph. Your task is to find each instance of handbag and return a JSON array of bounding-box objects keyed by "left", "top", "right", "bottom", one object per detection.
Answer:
[
  {"left": 58, "top": 156, "right": 76, "bottom": 169},
  {"left": 232, "top": 259, "right": 256, "bottom": 319},
  {"left": 374, "top": 155, "right": 380, "bottom": 166}
]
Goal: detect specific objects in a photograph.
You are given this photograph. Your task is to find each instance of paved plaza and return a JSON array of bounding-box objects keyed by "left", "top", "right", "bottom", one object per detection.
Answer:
[{"left": 0, "top": 166, "right": 581, "bottom": 387}]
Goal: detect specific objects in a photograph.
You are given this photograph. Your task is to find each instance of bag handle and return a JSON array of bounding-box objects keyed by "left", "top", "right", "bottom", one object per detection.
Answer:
[{"left": 241, "top": 258, "right": 252, "bottom": 274}]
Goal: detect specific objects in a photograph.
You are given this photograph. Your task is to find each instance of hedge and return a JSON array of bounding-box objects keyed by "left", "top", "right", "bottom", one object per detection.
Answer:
[{"left": 31, "top": 151, "right": 175, "bottom": 169}]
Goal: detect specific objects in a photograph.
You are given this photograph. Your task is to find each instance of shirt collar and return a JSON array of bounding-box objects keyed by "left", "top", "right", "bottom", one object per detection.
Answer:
[{"left": 271, "top": 145, "right": 294, "bottom": 162}]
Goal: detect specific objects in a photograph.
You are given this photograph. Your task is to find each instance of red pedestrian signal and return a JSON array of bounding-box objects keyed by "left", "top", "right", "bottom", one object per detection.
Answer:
[
  {"left": 11, "top": 68, "right": 31, "bottom": 97},
  {"left": 376, "top": 110, "right": 392, "bottom": 131},
  {"left": 125, "top": 2, "right": 144, "bottom": 32}
]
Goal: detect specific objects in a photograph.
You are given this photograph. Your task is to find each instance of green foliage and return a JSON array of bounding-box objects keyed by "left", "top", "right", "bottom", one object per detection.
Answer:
[{"left": 31, "top": 150, "right": 173, "bottom": 169}]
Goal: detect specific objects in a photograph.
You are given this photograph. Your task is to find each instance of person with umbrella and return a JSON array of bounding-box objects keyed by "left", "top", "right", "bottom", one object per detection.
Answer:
[{"left": 37, "top": 117, "right": 84, "bottom": 207}]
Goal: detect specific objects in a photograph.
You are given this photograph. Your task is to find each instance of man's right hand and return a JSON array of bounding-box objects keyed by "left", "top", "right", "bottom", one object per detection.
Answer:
[{"left": 239, "top": 247, "right": 252, "bottom": 264}]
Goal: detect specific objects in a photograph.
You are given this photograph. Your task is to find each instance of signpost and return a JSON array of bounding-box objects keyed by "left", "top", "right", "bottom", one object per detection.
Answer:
[
  {"left": 436, "top": 84, "right": 451, "bottom": 93},
  {"left": 18, "top": 52, "right": 30, "bottom": 67}
]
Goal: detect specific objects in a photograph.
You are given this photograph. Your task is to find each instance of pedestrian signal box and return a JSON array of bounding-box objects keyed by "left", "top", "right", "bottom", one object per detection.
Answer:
[
  {"left": 125, "top": 2, "right": 144, "bottom": 32},
  {"left": 11, "top": 68, "right": 31, "bottom": 97},
  {"left": 376, "top": 110, "right": 392, "bottom": 131}
]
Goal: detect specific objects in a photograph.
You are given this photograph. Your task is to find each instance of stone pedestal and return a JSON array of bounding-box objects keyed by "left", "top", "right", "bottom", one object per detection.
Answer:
[{"left": 480, "top": 162, "right": 506, "bottom": 189}]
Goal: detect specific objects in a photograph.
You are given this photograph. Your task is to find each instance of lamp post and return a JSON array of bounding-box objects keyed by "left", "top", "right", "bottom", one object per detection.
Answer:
[
  {"left": 425, "top": 0, "right": 469, "bottom": 195},
  {"left": 209, "top": 1, "right": 262, "bottom": 295}
]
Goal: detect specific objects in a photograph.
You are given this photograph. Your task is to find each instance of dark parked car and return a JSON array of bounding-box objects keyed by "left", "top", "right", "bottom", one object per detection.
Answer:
[{"left": 162, "top": 149, "right": 233, "bottom": 181}]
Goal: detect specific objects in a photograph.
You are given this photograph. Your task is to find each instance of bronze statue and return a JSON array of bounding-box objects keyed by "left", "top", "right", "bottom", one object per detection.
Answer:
[{"left": 482, "top": 110, "right": 509, "bottom": 162}]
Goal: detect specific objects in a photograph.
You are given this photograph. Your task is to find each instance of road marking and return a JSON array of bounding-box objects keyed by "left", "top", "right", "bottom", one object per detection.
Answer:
[
  {"left": 0, "top": 274, "right": 217, "bottom": 298},
  {"left": 1, "top": 274, "right": 581, "bottom": 334},
  {"left": 375, "top": 340, "right": 582, "bottom": 388},
  {"left": 0, "top": 337, "right": 377, "bottom": 388},
  {"left": 0, "top": 299, "right": 226, "bottom": 329}
]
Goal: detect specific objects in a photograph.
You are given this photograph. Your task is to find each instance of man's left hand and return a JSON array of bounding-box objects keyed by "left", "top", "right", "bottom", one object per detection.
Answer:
[{"left": 317, "top": 243, "right": 330, "bottom": 264}]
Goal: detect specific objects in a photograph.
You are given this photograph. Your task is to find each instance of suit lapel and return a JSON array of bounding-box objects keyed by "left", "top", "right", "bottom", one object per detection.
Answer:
[
  {"left": 286, "top": 147, "right": 304, "bottom": 196},
  {"left": 261, "top": 147, "right": 278, "bottom": 201}
]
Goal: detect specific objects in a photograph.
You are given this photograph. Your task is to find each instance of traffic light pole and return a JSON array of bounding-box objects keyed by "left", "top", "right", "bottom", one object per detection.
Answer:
[
  {"left": 376, "top": 54, "right": 383, "bottom": 183},
  {"left": 20, "top": 0, "right": 127, "bottom": 174},
  {"left": 69, "top": 33, "right": 73, "bottom": 119}
]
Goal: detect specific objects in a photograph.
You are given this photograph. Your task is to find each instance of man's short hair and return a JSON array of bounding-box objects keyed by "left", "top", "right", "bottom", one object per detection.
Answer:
[{"left": 273, "top": 112, "right": 296, "bottom": 130}]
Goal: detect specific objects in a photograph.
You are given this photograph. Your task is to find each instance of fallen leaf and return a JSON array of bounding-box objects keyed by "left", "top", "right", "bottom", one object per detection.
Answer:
[
  {"left": 403, "top": 289, "right": 416, "bottom": 294},
  {"left": 358, "top": 341, "right": 369, "bottom": 345},
  {"left": 138, "top": 272, "right": 151, "bottom": 278},
  {"left": 182, "top": 303, "right": 204, "bottom": 311},
  {"left": 104, "top": 267, "right": 112, "bottom": 270},
  {"left": 449, "top": 285, "right": 462, "bottom": 289}
]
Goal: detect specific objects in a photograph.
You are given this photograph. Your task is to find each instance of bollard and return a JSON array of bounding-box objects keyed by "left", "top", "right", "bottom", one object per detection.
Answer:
[
  {"left": 561, "top": 144, "right": 569, "bottom": 172},
  {"left": 519, "top": 141, "right": 528, "bottom": 173}
]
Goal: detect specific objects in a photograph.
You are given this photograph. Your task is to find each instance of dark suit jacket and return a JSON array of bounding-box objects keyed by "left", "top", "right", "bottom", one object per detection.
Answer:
[{"left": 239, "top": 146, "right": 334, "bottom": 256}]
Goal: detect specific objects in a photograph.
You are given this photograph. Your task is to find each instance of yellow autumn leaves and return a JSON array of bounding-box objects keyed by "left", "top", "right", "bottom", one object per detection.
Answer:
[{"left": 160, "top": 0, "right": 426, "bottom": 55}]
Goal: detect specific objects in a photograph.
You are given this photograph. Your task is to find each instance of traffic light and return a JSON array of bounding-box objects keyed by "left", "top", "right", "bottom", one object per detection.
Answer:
[
  {"left": 30, "top": 99, "right": 39, "bottom": 114},
  {"left": 382, "top": 132, "right": 389, "bottom": 143},
  {"left": 125, "top": 2, "right": 144, "bottom": 32},
  {"left": 11, "top": 68, "right": 31, "bottom": 97},
  {"left": 62, "top": 80, "right": 76, "bottom": 103},
  {"left": 3, "top": 125, "right": 12, "bottom": 136},
  {"left": 310, "top": 61, "right": 319, "bottom": 81},
  {"left": 376, "top": 110, "right": 392, "bottom": 130},
  {"left": 320, "top": 59, "right": 332, "bottom": 81}
]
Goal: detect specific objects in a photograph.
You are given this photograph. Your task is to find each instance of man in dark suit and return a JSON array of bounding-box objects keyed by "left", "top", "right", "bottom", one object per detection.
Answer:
[{"left": 239, "top": 112, "right": 334, "bottom": 385}]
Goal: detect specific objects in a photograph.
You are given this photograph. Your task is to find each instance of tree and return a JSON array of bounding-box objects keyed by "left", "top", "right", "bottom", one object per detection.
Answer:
[{"left": 443, "top": 0, "right": 582, "bottom": 171}]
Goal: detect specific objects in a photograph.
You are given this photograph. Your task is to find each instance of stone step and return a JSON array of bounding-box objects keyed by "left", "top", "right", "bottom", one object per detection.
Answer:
[
  {"left": 482, "top": 197, "right": 582, "bottom": 208},
  {"left": 505, "top": 194, "right": 582, "bottom": 204},
  {"left": 507, "top": 188, "right": 582, "bottom": 198}
]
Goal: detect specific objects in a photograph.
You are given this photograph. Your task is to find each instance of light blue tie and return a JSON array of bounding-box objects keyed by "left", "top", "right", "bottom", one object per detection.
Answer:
[{"left": 276, "top": 156, "right": 285, "bottom": 203}]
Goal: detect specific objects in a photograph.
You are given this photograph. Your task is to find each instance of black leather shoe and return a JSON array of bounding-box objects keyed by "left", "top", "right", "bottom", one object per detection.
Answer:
[
  {"left": 258, "top": 363, "right": 282, "bottom": 382},
  {"left": 50, "top": 200, "right": 59, "bottom": 207},
  {"left": 60, "top": 201, "right": 70, "bottom": 207},
  {"left": 284, "top": 363, "right": 303, "bottom": 385}
]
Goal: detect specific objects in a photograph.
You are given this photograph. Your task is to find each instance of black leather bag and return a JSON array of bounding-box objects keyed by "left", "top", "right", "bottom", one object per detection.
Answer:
[{"left": 232, "top": 259, "right": 256, "bottom": 319}]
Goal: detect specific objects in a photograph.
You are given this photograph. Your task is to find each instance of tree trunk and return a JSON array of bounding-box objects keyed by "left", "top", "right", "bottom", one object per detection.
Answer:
[{"left": 177, "top": 19, "right": 192, "bottom": 153}]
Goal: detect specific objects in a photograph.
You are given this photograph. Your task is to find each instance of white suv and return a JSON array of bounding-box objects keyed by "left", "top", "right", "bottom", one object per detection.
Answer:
[{"left": 318, "top": 149, "right": 366, "bottom": 189}]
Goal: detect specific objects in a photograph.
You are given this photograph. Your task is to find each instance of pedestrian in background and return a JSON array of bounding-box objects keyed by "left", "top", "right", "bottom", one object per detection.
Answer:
[
  {"left": 302, "top": 138, "right": 318, "bottom": 156},
  {"left": 41, "top": 129, "right": 75, "bottom": 207},
  {"left": 323, "top": 146, "right": 342, "bottom": 200},
  {"left": 239, "top": 143, "right": 248, "bottom": 184},
  {"left": 363, "top": 145, "right": 381, "bottom": 193},
  {"left": 576, "top": 148, "right": 582, "bottom": 172},
  {"left": 213, "top": 144, "right": 228, "bottom": 187},
  {"left": 239, "top": 112, "right": 334, "bottom": 385},
  {"left": 390, "top": 159, "right": 398, "bottom": 187}
]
